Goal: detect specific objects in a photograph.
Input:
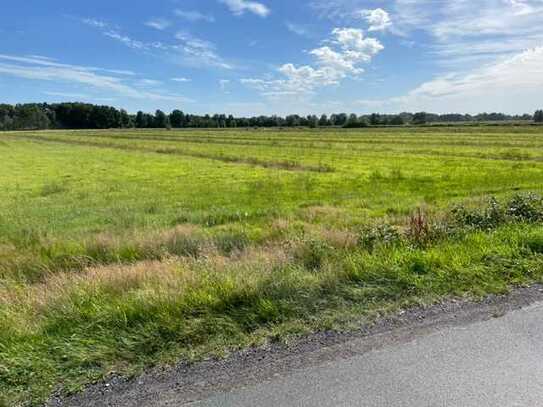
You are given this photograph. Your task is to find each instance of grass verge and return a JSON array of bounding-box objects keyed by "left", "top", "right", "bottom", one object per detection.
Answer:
[{"left": 2, "top": 194, "right": 543, "bottom": 405}]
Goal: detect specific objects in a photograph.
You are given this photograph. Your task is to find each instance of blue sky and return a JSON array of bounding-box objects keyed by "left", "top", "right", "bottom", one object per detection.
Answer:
[{"left": 1, "top": 0, "right": 543, "bottom": 115}]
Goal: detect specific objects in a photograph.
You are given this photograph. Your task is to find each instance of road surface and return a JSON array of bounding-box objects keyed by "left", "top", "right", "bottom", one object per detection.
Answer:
[
  {"left": 50, "top": 286, "right": 543, "bottom": 407},
  {"left": 189, "top": 301, "right": 543, "bottom": 407}
]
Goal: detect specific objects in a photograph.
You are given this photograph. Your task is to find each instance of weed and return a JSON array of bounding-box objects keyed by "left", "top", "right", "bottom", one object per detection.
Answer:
[
  {"left": 214, "top": 230, "right": 250, "bottom": 256},
  {"left": 522, "top": 232, "right": 543, "bottom": 254},
  {"left": 292, "top": 238, "right": 332, "bottom": 271},
  {"left": 40, "top": 181, "right": 67, "bottom": 197}
]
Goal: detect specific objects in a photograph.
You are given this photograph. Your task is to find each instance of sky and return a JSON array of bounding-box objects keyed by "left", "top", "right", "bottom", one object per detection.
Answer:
[{"left": 1, "top": 0, "right": 543, "bottom": 115}]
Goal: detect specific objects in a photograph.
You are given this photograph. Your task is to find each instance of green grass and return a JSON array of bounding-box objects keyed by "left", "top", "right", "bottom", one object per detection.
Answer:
[{"left": 2, "top": 127, "right": 543, "bottom": 405}]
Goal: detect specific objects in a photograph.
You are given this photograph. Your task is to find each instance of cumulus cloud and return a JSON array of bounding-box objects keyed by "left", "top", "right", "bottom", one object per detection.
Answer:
[
  {"left": 357, "top": 8, "right": 392, "bottom": 32},
  {"left": 219, "top": 0, "right": 270, "bottom": 17},
  {"left": 242, "top": 27, "right": 383, "bottom": 96}
]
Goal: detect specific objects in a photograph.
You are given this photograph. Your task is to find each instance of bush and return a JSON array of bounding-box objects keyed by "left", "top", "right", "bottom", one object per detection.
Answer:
[
  {"left": 358, "top": 224, "right": 401, "bottom": 251},
  {"left": 450, "top": 197, "right": 505, "bottom": 230},
  {"left": 506, "top": 193, "right": 543, "bottom": 222}
]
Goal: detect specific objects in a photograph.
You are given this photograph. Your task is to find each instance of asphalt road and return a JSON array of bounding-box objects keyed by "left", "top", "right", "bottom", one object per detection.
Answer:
[
  {"left": 50, "top": 287, "right": 543, "bottom": 407},
  {"left": 188, "top": 302, "right": 543, "bottom": 407}
]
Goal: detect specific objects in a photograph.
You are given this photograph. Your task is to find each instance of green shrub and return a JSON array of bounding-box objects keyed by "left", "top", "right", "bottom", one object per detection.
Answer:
[
  {"left": 506, "top": 193, "right": 543, "bottom": 222},
  {"left": 450, "top": 197, "right": 505, "bottom": 230},
  {"left": 408, "top": 254, "right": 430, "bottom": 275},
  {"left": 358, "top": 224, "right": 401, "bottom": 251}
]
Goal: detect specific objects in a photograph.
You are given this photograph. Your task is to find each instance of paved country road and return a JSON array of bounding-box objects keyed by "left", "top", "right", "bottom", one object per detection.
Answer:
[
  {"left": 191, "top": 301, "right": 543, "bottom": 407},
  {"left": 51, "top": 286, "right": 543, "bottom": 407}
]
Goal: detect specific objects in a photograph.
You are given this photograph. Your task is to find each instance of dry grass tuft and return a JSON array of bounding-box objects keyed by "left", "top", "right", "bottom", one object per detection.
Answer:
[
  {"left": 319, "top": 229, "right": 358, "bottom": 250},
  {"left": 300, "top": 205, "right": 345, "bottom": 223}
]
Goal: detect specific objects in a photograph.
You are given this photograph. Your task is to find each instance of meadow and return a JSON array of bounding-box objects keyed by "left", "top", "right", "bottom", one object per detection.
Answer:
[{"left": 2, "top": 126, "right": 543, "bottom": 405}]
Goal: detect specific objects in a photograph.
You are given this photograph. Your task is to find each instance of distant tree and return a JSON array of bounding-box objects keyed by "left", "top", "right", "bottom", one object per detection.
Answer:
[
  {"left": 285, "top": 115, "right": 301, "bottom": 127},
  {"left": 412, "top": 112, "right": 428, "bottom": 125},
  {"left": 119, "top": 109, "right": 133, "bottom": 128},
  {"left": 1, "top": 102, "right": 539, "bottom": 131},
  {"left": 389, "top": 115, "right": 405, "bottom": 126},
  {"left": 343, "top": 114, "right": 368, "bottom": 128},
  {"left": 369, "top": 113, "right": 381, "bottom": 126},
  {"left": 154, "top": 110, "right": 169, "bottom": 128},
  {"left": 308, "top": 115, "right": 319, "bottom": 128},
  {"left": 335, "top": 113, "right": 348, "bottom": 126},
  {"left": 135, "top": 111, "right": 147, "bottom": 128},
  {"left": 169, "top": 109, "right": 185, "bottom": 128},
  {"left": 13, "top": 104, "right": 51, "bottom": 130},
  {"left": 226, "top": 114, "right": 237, "bottom": 128},
  {"left": 318, "top": 114, "right": 329, "bottom": 126}
]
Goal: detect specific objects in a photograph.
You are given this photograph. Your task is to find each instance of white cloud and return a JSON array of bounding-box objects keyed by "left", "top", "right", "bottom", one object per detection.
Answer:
[
  {"left": 172, "top": 77, "right": 191, "bottom": 83},
  {"left": 175, "top": 9, "right": 215, "bottom": 23},
  {"left": 219, "top": 79, "right": 231, "bottom": 91},
  {"left": 145, "top": 18, "right": 171, "bottom": 31},
  {"left": 242, "top": 27, "right": 383, "bottom": 97},
  {"left": 310, "top": 46, "right": 361, "bottom": 74},
  {"left": 82, "top": 18, "right": 108, "bottom": 29},
  {"left": 43, "top": 91, "right": 90, "bottom": 99},
  {"left": 174, "top": 32, "right": 233, "bottom": 69},
  {"left": 135, "top": 79, "right": 163, "bottom": 87},
  {"left": 103, "top": 31, "right": 147, "bottom": 50},
  {"left": 330, "top": 28, "right": 384, "bottom": 58},
  {"left": 357, "top": 47, "right": 543, "bottom": 114},
  {"left": 82, "top": 18, "right": 232, "bottom": 70},
  {"left": 286, "top": 22, "right": 311, "bottom": 37},
  {"left": 357, "top": 8, "right": 392, "bottom": 32},
  {"left": 0, "top": 54, "right": 190, "bottom": 103},
  {"left": 391, "top": 0, "right": 543, "bottom": 61},
  {"left": 311, "top": 1, "right": 543, "bottom": 58},
  {"left": 219, "top": 0, "right": 270, "bottom": 17}
]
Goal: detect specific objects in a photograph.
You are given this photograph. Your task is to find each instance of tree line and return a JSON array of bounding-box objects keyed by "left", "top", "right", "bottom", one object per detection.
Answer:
[{"left": 0, "top": 102, "right": 542, "bottom": 131}]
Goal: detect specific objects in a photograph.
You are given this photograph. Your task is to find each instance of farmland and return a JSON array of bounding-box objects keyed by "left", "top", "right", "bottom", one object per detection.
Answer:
[{"left": 2, "top": 126, "right": 543, "bottom": 405}]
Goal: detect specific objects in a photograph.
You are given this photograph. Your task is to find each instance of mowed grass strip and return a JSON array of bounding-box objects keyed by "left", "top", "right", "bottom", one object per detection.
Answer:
[
  {"left": 18, "top": 129, "right": 543, "bottom": 165},
  {"left": 2, "top": 127, "right": 543, "bottom": 406},
  {"left": 45, "top": 131, "right": 543, "bottom": 155},
  {"left": 7, "top": 134, "right": 334, "bottom": 173}
]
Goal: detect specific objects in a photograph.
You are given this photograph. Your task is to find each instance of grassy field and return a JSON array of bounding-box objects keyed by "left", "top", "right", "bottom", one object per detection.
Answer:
[{"left": 2, "top": 126, "right": 543, "bottom": 405}]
